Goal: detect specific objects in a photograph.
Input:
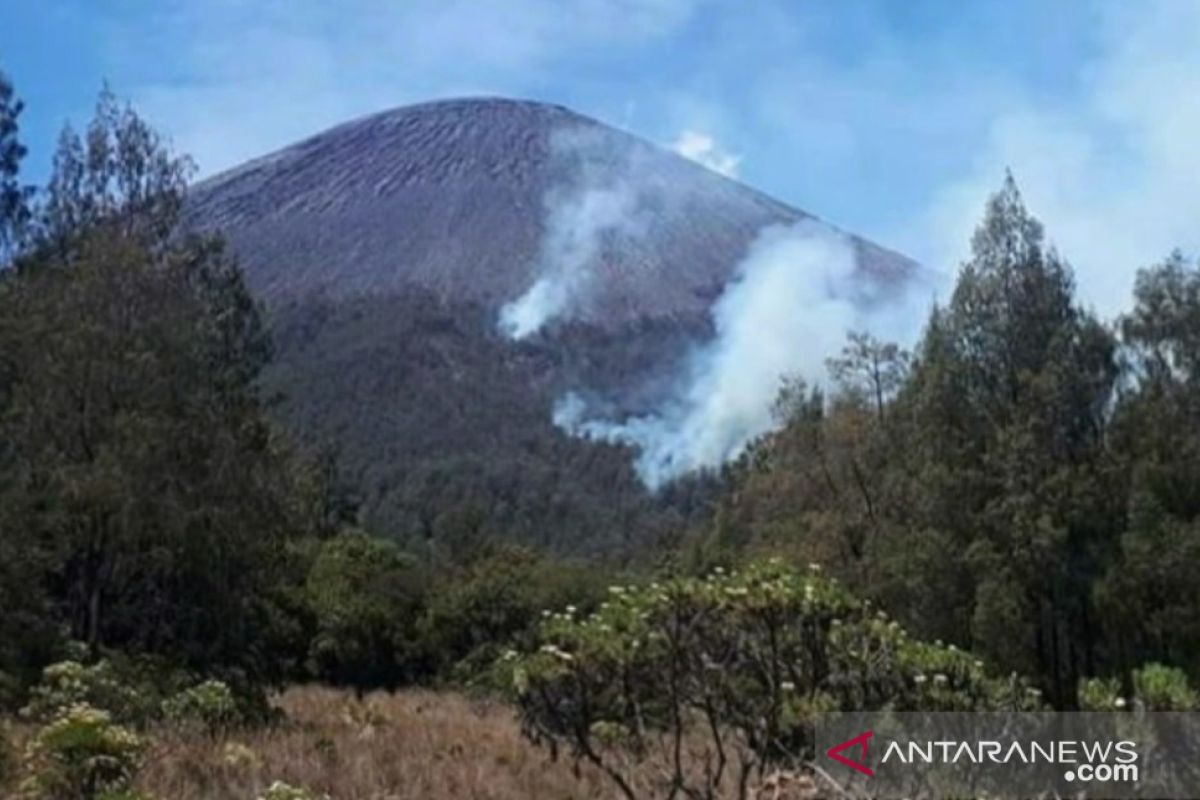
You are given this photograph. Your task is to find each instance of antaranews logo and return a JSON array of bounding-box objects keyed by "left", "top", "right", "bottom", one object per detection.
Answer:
[
  {"left": 825, "top": 730, "right": 874, "bottom": 777},
  {"left": 825, "top": 728, "right": 1138, "bottom": 784},
  {"left": 815, "top": 712, "right": 1193, "bottom": 799}
]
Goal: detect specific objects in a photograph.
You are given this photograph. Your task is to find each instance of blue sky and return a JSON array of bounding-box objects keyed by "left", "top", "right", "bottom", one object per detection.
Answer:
[{"left": 2, "top": 0, "right": 1198, "bottom": 316}]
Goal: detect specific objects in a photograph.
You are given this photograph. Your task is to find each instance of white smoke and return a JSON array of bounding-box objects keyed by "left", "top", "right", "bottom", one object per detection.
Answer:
[
  {"left": 670, "top": 130, "right": 742, "bottom": 177},
  {"left": 555, "top": 222, "right": 921, "bottom": 489},
  {"left": 499, "top": 128, "right": 652, "bottom": 339}
]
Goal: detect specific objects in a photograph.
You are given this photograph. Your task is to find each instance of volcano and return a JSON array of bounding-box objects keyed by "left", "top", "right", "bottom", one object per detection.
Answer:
[{"left": 183, "top": 98, "right": 917, "bottom": 555}]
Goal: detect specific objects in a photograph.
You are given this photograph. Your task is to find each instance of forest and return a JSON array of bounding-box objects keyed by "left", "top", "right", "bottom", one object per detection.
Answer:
[{"left": 2, "top": 73, "right": 1200, "bottom": 800}]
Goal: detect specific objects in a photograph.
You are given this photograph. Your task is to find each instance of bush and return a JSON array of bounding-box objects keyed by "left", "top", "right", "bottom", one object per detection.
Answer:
[
  {"left": 304, "top": 531, "right": 426, "bottom": 691},
  {"left": 420, "top": 546, "right": 609, "bottom": 686},
  {"left": 19, "top": 703, "right": 144, "bottom": 800},
  {"left": 257, "top": 781, "right": 329, "bottom": 800},
  {"left": 1078, "top": 675, "right": 1125, "bottom": 710},
  {"left": 1133, "top": 663, "right": 1198, "bottom": 710},
  {"left": 505, "top": 559, "right": 1035, "bottom": 800},
  {"left": 161, "top": 680, "right": 240, "bottom": 731},
  {"left": 20, "top": 662, "right": 157, "bottom": 726}
]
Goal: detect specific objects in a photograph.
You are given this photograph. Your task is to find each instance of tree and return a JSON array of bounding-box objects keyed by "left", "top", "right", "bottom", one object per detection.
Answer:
[
  {"left": 304, "top": 532, "right": 426, "bottom": 692},
  {"left": 508, "top": 560, "right": 1038, "bottom": 800},
  {"left": 904, "top": 173, "right": 1119, "bottom": 706},
  {"left": 1096, "top": 252, "right": 1200, "bottom": 678},
  {"left": 0, "top": 87, "right": 317, "bottom": 686},
  {"left": 826, "top": 331, "right": 910, "bottom": 424},
  {"left": 40, "top": 85, "right": 192, "bottom": 255},
  {"left": 0, "top": 69, "right": 33, "bottom": 263}
]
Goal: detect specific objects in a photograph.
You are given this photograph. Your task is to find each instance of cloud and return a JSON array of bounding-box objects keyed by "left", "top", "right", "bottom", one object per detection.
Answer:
[
  {"left": 96, "top": 0, "right": 706, "bottom": 177},
  {"left": 916, "top": 0, "right": 1200, "bottom": 318},
  {"left": 670, "top": 130, "right": 741, "bottom": 177}
]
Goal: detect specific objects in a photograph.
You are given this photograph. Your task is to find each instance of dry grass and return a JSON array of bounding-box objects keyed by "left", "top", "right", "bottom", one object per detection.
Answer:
[
  {"left": 136, "top": 686, "right": 616, "bottom": 800},
  {"left": 3, "top": 686, "right": 832, "bottom": 799}
]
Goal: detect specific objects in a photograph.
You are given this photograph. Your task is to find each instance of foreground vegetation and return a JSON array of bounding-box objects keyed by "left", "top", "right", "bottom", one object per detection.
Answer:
[
  {"left": 4, "top": 64, "right": 1200, "bottom": 799},
  {"left": 2, "top": 685, "right": 778, "bottom": 800}
]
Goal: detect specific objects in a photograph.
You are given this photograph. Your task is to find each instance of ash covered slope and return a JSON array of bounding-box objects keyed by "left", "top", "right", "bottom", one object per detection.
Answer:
[
  {"left": 182, "top": 98, "right": 918, "bottom": 555},
  {"left": 186, "top": 97, "right": 912, "bottom": 322}
]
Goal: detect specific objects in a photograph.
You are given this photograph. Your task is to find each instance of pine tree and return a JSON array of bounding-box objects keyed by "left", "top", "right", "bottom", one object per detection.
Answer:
[{"left": 0, "top": 69, "right": 32, "bottom": 263}]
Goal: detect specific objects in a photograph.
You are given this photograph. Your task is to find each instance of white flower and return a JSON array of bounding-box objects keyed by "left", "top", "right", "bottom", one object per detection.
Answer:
[{"left": 780, "top": 681, "right": 796, "bottom": 692}]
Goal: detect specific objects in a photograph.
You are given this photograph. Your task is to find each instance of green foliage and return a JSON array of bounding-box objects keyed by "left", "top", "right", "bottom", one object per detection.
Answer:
[
  {"left": 160, "top": 680, "right": 240, "bottom": 731},
  {"left": 419, "top": 546, "right": 609, "bottom": 685},
  {"left": 19, "top": 704, "right": 144, "bottom": 800},
  {"left": 20, "top": 662, "right": 158, "bottom": 727},
  {"left": 0, "top": 86, "right": 321, "bottom": 692},
  {"left": 507, "top": 559, "right": 1034, "bottom": 800},
  {"left": 0, "top": 68, "right": 33, "bottom": 260},
  {"left": 1078, "top": 676, "right": 1124, "bottom": 711},
  {"left": 304, "top": 531, "right": 426, "bottom": 690},
  {"left": 718, "top": 174, "right": 1200, "bottom": 709},
  {"left": 1132, "top": 663, "right": 1198, "bottom": 711},
  {"left": 266, "top": 291, "right": 717, "bottom": 560}
]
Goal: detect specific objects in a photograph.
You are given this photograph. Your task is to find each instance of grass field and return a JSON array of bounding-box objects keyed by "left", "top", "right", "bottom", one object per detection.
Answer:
[{"left": 0, "top": 686, "right": 829, "bottom": 799}]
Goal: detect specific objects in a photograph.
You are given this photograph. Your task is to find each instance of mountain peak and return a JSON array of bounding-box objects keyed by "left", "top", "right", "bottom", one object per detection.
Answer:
[{"left": 186, "top": 96, "right": 914, "bottom": 324}]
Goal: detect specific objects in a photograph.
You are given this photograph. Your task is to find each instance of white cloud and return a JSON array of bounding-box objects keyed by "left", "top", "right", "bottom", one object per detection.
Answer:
[
  {"left": 670, "top": 129, "right": 741, "bottom": 177},
  {"left": 917, "top": 0, "right": 1200, "bottom": 318},
  {"left": 99, "top": 0, "right": 705, "bottom": 177}
]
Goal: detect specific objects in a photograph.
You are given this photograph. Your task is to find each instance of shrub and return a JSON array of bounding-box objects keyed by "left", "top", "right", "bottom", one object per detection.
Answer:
[
  {"left": 505, "top": 559, "right": 1035, "bottom": 800},
  {"left": 21, "top": 662, "right": 151, "bottom": 726},
  {"left": 1133, "top": 663, "right": 1198, "bottom": 710},
  {"left": 161, "top": 680, "right": 240, "bottom": 731},
  {"left": 19, "top": 703, "right": 144, "bottom": 800},
  {"left": 1078, "top": 675, "right": 1125, "bottom": 710},
  {"left": 420, "top": 546, "right": 609, "bottom": 686},
  {"left": 304, "top": 531, "right": 426, "bottom": 691},
  {"left": 257, "top": 780, "right": 330, "bottom": 800}
]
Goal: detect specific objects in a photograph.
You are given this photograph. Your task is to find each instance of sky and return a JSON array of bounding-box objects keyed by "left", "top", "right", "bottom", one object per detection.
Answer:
[{"left": 2, "top": 0, "right": 1199, "bottom": 318}]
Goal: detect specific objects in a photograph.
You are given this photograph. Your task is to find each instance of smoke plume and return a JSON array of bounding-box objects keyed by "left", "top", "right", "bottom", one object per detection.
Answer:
[
  {"left": 499, "top": 128, "right": 652, "bottom": 338},
  {"left": 555, "top": 222, "right": 919, "bottom": 489}
]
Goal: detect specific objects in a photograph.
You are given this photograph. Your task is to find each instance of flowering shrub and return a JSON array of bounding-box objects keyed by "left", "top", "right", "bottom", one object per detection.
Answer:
[
  {"left": 1132, "top": 663, "right": 1197, "bottom": 710},
  {"left": 18, "top": 703, "right": 144, "bottom": 799},
  {"left": 161, "top": 680, "right": 240, "bottom": 731},
  {"left": 1078, "top": 675, "right": 1125, "bottom": 710},
  {"left": 1078, "top": 664, "right": 1198, "bottom": 711},
  {"left": 505, "top": 559, "right": 1036, "bottom": 800},
  {"left": 20, "top": 662, "right": 156, "bottom": 726},
  {"left": 257, "top": 780, "right": 330, "bottom": 800}
]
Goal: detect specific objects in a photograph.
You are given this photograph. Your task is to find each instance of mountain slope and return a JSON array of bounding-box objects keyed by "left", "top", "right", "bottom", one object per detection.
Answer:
[
  {"left": 187, "top": 97, "right": 912, "bottom": 322},
  {"left": 184, "top": 97, "right": 917, "bottom": 555}
]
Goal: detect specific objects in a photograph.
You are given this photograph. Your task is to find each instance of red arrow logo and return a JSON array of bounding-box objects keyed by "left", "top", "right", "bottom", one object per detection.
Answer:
[{"left": 826, "top": 730, "right": 874, "bottom": 776}]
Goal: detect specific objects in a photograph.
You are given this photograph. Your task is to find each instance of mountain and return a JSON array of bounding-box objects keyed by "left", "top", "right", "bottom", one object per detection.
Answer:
[{"left": 183, "top": 97, "right": 917, "bottom": 556}]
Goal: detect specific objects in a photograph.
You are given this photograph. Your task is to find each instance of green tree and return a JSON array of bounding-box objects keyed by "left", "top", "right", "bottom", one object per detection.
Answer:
[
  {"left": 0, "top": 87, "right": 317, "bottom": 687},
  {"left": 903, "top": 174, "right": 1119, "bottom": 705},
  {"left": 1096, "top": 252, "right": 1200, "bottom": 678},
  {"left": 304, "top": 531, "right": 426, "bottom": 691},
  {"left": 0, "top": 69, "right": 33, "bottom": 262}
]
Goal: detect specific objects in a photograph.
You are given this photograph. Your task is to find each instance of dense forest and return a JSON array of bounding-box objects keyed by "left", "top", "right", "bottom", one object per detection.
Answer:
[{"left": 2, "top": 73, "right": 1200, "bottom": 799}]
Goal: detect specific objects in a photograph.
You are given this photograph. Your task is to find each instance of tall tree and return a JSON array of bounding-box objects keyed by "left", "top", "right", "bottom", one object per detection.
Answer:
[
  {"left": 0, "top": 87, "right": 316, "bottom": 685},
  {"left": 0, "top": 69, "right": 33, "bottom": 263}
]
